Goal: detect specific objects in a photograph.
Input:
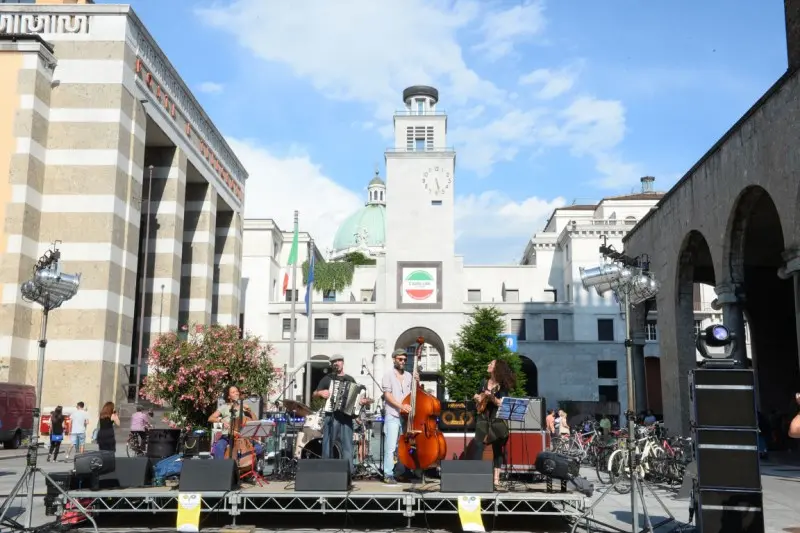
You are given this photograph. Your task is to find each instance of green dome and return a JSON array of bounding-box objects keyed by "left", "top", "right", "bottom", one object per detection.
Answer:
[{"left": 332, "top": 204, "right": 386, "bottom": 253}]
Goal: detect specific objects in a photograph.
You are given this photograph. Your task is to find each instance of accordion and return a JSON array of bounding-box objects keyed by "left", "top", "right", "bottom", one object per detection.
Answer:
[{"left": 324, "top": 378, "right": 367, "bottom": 417}]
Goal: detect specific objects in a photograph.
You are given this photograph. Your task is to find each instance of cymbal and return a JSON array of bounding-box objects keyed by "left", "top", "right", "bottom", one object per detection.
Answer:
[{"left": 282, "top": 399, "right": 313, "bottom": 416}]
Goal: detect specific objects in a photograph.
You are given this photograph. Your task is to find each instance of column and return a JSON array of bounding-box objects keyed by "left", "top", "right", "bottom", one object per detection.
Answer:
[
  {"left": 714, "top": 282, "right": 748, "bottom": 364},
  {"left": 781, "top": 248, "right": 800, "bottom": 370},
  {"left": 212, "top": 211, "right": 242, "bottom": 326},
  {"left": 141, "top": 148, "right": 186, "bottom": 340},
  {"left": 180, "top": 183, "right": 217, "bottom": 327}
]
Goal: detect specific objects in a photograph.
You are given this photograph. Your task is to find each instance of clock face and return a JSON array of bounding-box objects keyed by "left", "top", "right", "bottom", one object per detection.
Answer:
[{"left": 421, "top": 166, "right": 452, "bottom": 196}]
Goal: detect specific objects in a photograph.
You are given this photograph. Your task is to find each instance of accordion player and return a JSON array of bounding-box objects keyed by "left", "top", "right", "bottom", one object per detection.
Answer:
[{"left": 324, "top": 378, "right": 369, "bottom": 417}]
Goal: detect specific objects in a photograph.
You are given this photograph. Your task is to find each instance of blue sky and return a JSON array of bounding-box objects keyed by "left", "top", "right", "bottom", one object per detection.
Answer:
[{"left": 126, "top": 0, "right": 787, "bottom": 263}]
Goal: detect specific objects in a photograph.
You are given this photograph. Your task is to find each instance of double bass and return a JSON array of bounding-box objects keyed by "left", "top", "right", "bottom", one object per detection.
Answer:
[
  {"left": 223, "top": 400, "right": 257, "bottom": 475},
  {"left": 397, "top": 336, "right": 447, "bottom": 473}
]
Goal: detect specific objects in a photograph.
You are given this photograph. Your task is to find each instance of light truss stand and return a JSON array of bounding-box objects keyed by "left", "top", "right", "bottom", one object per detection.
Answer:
[{"left": 0, "top": 308, "right": 98, "bottom": 533}]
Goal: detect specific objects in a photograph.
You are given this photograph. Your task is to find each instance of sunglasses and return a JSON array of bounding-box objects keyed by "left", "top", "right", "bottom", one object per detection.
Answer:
[{"left": 395, "top": 357, "right": 407, "bottom": 362}]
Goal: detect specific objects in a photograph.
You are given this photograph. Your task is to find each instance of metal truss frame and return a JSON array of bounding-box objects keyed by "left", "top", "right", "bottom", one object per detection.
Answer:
[{"left": 61, "top": 489, "right": 585, "bottom": 519}]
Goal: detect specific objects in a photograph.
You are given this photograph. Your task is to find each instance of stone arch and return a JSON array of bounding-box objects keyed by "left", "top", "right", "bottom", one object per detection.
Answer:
[
  {"left": 520, "top": 356, "right": 538, "bottom": 397},
  {"left": 307, "top": 354, "right": 332, "bottom": 399},
  {"left": 393, "top": 327, "right": 446, "bottom": 362}
]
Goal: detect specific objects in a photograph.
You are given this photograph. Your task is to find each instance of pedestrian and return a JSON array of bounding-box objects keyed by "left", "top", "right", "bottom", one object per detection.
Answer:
[
  {"left": 47, "top": 406, "right": 65, "bottom": 462},
  {"left": 95, "top": 402, "right": 120, "bottom": 452},
  {"left": 64, "top": 401, "right": 89, "bottom": 460}
]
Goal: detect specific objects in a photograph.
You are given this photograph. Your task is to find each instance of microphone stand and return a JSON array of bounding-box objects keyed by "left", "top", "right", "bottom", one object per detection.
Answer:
[
  {"left": 361, "top": 362, "right": 387, "bottom": 478},
  {"left": 268, "top": 363, "right": 307, "bottom": 479}
]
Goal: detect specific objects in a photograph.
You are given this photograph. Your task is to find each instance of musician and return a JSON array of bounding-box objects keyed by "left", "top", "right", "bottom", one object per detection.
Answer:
[
  {"left": 208, "top": 385, "right": 265, "bottom": 462},
  {"left": 380, "top": 348, "right": 418, "bottom": 485},
  {"left": 313, "top": 355, "right": 369, "bottom": 475},
  {"left": 470, "top": 359, "right": 515, "bottom": 488}
]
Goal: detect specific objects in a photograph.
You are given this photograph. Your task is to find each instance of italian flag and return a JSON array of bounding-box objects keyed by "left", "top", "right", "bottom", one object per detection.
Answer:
[{"left": 282, "top": 224, "right": 299, "bottom": 295}]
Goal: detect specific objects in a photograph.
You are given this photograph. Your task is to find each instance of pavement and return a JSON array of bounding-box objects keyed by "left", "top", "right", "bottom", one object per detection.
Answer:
[{"left": 0, "top": 441, "right": 798, "bottom": 532}]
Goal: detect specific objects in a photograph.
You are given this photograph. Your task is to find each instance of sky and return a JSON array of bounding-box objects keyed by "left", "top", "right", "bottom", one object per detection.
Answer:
[{"left": 125, "top": 0, "right": 788, "bottom": 264}]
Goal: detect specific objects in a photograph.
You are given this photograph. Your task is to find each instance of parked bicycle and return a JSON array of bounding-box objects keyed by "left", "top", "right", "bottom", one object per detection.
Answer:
[{"left": 126, "top": 431, "right": 148, "bottom": 457}]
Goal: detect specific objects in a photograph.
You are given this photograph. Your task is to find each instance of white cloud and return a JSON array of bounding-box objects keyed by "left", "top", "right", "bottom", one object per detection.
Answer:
[
  {"left": 230, "top": 138, "right": 362, "bottom": 252},
  {"left": 519, "top": 62, "right": 582, "bottom": 99},
  {"left": 197, "top": 81, "right": 224, "bottom": 94},
  {"left": 472, "top": 0, "right": 547, "bottom": 61}
]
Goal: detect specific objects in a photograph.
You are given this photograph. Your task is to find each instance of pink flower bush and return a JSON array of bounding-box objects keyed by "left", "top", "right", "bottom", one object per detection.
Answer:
[{"left": 141, "top": 324, "right": 277, "bottom": 429}]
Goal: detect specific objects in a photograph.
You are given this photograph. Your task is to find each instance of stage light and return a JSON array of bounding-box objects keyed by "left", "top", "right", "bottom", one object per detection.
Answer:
[
  {"left": 579, "top": 263, "right": 633, "bottom": 296},
  {"left": 696, "top": 323, "right": 738, "bottom": 367}
]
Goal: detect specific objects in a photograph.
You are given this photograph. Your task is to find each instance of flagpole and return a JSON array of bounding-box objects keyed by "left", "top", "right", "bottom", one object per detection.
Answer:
[
  {"left": 288, "top": 210, "right": 299, "bottom": 375},
  {"left": 304, "top": 238, "right": 314, "bottom": 406}
]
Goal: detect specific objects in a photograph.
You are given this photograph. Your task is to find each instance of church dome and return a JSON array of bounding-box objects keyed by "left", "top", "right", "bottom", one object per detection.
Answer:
[{"left": 329, "top": 170, "right": 387, "bottom": 260}]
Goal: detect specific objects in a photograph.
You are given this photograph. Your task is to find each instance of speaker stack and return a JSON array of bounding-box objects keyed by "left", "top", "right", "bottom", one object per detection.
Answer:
[{"left": 689, "top": 368, "right": 765, "bottom": 533}]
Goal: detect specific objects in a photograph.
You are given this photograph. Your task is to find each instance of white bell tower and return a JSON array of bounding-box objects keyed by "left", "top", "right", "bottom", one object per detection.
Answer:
[{"left": 384, "top": 85, "right": 456, "bottom": 262}]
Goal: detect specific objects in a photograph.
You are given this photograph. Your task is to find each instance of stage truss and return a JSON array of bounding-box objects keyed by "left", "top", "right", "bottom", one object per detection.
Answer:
[{"left": 57, "top": 488, "right": 586, "bottom": 520}]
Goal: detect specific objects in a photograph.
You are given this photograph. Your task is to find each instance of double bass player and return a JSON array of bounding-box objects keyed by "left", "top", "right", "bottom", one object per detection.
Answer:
[{"left": 381, "top": 348, "right": 420, "bottom": 484}]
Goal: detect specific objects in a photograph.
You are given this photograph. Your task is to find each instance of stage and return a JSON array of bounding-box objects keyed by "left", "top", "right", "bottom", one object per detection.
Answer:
[{"left": 57, "top": 479, "right": 586, "bottom": 522}]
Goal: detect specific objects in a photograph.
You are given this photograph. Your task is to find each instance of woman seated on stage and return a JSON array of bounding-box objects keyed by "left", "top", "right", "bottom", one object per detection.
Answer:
[
  {"left": 470, "top": 359, "right": 515, "bottom": 489},
  {"left": 208, "top": 385, "right": 265, "bottom": 461}
]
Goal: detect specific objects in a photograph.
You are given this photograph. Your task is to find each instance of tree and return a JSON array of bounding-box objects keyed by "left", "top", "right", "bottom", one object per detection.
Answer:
[
  {"left": 442, "top": 306, "right": 527, "bottom": 400},
  {"left": 140, "top": 325, "right": 278, "bottom": 429}
]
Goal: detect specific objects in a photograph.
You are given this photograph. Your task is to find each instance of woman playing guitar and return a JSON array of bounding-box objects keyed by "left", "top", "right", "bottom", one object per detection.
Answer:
[{"left": 471, "top": 359, "right": 516, "bottom": 489}]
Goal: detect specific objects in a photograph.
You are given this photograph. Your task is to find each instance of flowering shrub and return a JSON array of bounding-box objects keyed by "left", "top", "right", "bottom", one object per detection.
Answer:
[{"left": 140, "top": 324, "right": 277, "bottom": 429}]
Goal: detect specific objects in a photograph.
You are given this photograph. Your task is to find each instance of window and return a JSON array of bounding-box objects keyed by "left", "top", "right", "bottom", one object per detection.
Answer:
[
  {"left": 415, "top": 138, "right": 425, "bottom": 151},
  {"left": 597, "top": 361, "right": 618, "bottom": 379},
  {"left": 543, "top": 318, "right": 559, "bottom": 341},
  {"left": 504, "top": 289, "right": 519, "bottom": 303},
  {"left": 323, "top": 290, "right": 336, "bottom": 302},
  {"left": 598, "top": 385, "right": 619, "bottom": 402},
  {"left": 566, "top": 284, "right": 570, "bottom": 302},
  {"left": 597, "top": 318, "right": 614, "bottom": 341},
  {"left": 432, "top": 200, "right": 442, "bottom": 206},
  {"left": 360, "top": 289, "right": 373, "bottom": 302},
  {"left": 380, "top": 191, "right": 384, "bottom": 201},
  {"left": 510, "top": 319, "right": 526, "bottom": 341},
  {"left": 282, "top": 318, "right": 296, "bottom": 340},
  {"left": 694, "top": 320, "right": 703, "bottom": 338},
  {"left": 346, "top": 318, "right": 361, "bottom": 340},
  {"left": 314, "top": 318, "right": 329, "bottom": 340},
  {"left": 467, "top": 289, "right": 481, "bottom": 302},
  {"left": 285, "top": 289, "right": 298, "bottom": 302},
  {"left": 416, "top": 99, "right": 425, "bottom": 113},
  {"left": 406, "top": 126, "right": 434, "bottom": 150},
  {"left": 693, "top": 283, "right": 702, "bottom": 311},
  {"left": 646, "top": 321, "right": 658, "bottom": 341}
]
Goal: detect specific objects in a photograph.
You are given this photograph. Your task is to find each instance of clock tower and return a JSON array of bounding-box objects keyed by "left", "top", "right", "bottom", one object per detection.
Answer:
[{"left": 384, "top": 86, "right": 456, "bottom": 262}]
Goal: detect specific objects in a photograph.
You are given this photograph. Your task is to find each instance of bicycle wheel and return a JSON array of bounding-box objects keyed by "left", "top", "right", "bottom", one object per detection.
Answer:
[
  {"left": 608, "top": 450, "right": 632, "bottom": 494},
  {"left": 126, "top": 438, "right": 136, "bottom": 457},
  {"left": 595, "top": 447, "right": 612, "bottom": 484}
]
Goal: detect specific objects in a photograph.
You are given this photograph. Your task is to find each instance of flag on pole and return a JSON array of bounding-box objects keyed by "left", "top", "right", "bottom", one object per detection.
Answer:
[
  {"left": 282, "top": 223, "right": 299, "bottom": 295},
  {"left": 305, "top": 251, "right": 315, "bottom": 315}
]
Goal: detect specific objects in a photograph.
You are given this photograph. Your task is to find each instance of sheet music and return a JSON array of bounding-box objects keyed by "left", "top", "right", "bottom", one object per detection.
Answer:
[{"left": 497, "top": 397, "right": 529, "bottom": 422}]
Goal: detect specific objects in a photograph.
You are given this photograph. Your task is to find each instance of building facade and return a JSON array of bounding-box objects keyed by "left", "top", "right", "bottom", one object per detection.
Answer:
[
  {"left": 242, "top": 86, "right": 677, "bottom": 419},
  {"left": 0, "top": 1, "right": 246, "bottom": 419}
]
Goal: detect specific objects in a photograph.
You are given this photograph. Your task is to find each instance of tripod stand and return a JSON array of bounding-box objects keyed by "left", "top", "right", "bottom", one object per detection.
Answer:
[
  {"left": 359, "top": 361, "right": 387, "bottom": 479},
  {"left": 0, "top": 309, "right": 98, "bottom": 533}
]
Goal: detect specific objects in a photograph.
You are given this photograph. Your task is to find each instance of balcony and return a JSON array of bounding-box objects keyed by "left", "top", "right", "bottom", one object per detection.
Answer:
[
  {"left": 385, "top": 147, "right": 455, "bottom": 153},
  {"left": 394, "top": 110, "right": 448, "bottom": 116}
]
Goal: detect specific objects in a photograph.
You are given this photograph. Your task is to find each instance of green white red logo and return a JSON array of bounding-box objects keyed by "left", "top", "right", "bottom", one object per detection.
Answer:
[{"left": 404, "top": 270, "right": 435, "bottom": 300}]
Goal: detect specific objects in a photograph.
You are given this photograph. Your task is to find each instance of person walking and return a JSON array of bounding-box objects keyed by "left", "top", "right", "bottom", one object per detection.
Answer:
[
  {"left": 95, "top": 402, "right": 120, "bottom": 452},
  {"left": 47, "top": 406, "right": 65, "bottom": 462},
  {"left": 64, "top": 401, "right": 89, "bottom": 460}
]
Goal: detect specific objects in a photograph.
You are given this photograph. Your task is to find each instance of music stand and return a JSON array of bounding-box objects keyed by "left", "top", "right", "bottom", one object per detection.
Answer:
[
  {"left": 496, "top": 397, "right": 528, "bottom": 491},
  {"left": 238, "top": 421, "right": 275, "bottom": 486}
]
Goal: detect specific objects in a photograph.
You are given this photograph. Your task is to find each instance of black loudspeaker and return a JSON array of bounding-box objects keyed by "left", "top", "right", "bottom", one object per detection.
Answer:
[
  {"left": 507, "top": 397, "right": 546, "bottom": 431},
  {"left": 74, "top": 450, "right": 116, "bottom": 476},
  {"left": 99, "top": 457, "right": 153, "bottom": 488},
  {"left": 179, "top": 459, "right": 239, "bottom": 492},
  {"left": 295, "top": 459, "right": 349, "bottom": 492},
  {"left": 534, "top": 451, "right": 579, "bottom": 479},
  {"left": 695, "top": 429, "right": 761, "bottom": 490},
  {"left": 696, "top": 489, "right": 765, "bottom": 533},
  {"left": 440, "top": 460, "right": 493, "bottom": 493},
  {"left": 147, "top": 429, "right": 182, "bottom": 460},
  {"left": 182, "top": 431, "right": 212, "bottom": 457},
  {"left": 690, "top": 369, "right": 757, "bottom": 428}
]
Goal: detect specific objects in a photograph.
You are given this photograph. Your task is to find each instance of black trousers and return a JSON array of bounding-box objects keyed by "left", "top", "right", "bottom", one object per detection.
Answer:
[
  {"left": 48, "top": 436, "right": 63, "bottom": 459},
  {"left": 470, "top": 418, "right": 507, "bottom": 469}
]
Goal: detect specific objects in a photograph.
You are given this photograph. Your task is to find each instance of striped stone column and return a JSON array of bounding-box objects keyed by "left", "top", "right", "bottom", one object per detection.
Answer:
[
  {"left": 0, "top": 42, "right": 56, "bottom": 384},
  {"left": 141, "top": 148, "right": 186, "bottom": 342},
  {"left": 180, "top": 183, "right": 217, "bottom": 327},
  {"left": 213, "top": 211, "right": 243, "bottom": 326}
]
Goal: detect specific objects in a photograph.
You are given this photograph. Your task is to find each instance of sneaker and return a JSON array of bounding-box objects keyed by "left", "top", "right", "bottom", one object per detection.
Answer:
[{"left": 383, "top": 477, "right": 397, "bottom": 485}]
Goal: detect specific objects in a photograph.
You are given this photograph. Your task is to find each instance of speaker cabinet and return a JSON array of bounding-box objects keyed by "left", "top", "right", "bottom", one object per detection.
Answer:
[
  {"left": 295, "top": 459, "right": 350, "bottom": 492},
  {"left": 697, "top": 489, "right": 765, "bottom": 533},
  {"left": 440, "top": 460, "right": 493, "bottom": 493},
  {"left": 179, "top": 459, "right": 239, "bottom": 492},
  {"left": 690, "top": 369, "right": 757, "bottom": 429},
  {"left": 534, "top": 451, "right": 580, "bottom": 480},
  {"left": 696, "top": 429, "right": 761, "bottom": 491},
  {"left": 74, "top": 450, "right": 116, "bottom": 476},
  {"left": 99, "top": 457, "right": 153, "bottom": 489},
  {"left": 507, "top": 397, "right": 546, "bottom": 431}
]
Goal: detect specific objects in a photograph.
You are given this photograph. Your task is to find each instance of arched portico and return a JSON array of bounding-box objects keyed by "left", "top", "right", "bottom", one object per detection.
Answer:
[
  {"left": 520, "top": 356, "right": 539, "bottom": 397},
  {"left": 393, "top": 327, "right": 446, "bottom": 398}
]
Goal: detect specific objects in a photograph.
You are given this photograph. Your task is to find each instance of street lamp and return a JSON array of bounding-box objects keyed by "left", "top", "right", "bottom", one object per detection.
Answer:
[{"left": 0, "top": 244, "right": 97, "bottom": 532}]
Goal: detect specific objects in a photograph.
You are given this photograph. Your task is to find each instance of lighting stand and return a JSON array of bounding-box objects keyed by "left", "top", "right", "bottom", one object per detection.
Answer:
[{"left": 0, "top": 245, "right": 96, "bottom": 532}]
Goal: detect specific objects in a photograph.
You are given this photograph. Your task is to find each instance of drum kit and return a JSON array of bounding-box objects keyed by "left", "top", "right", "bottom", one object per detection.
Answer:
[{"left": 267, "top": 399, "right": 386, "bottom": 481}]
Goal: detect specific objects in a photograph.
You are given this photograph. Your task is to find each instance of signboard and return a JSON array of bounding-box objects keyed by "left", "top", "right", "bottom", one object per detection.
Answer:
[
  {"left": 501, "top": 334, "right": 518, "bottom": 353},
  {"left": 397, "top": 261, "right": 443, "bottom": 309}
]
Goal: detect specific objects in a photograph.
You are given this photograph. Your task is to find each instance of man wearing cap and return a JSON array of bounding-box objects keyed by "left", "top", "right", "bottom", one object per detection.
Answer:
[
  {"left": 381, "top": 348, "right": 418, "bottom": 484},
  {"left": 313, "top": 355, "right": 366, "bottom": 475}
]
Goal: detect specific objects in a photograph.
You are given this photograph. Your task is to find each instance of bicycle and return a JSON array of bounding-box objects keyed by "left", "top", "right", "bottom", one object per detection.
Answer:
[{"left": 126, "top": 431, "right": 148, "bottom": 457}]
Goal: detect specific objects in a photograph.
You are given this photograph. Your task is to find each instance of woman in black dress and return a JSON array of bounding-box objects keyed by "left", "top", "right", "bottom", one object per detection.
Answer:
[
  {"left": 471, "top": 359, "right": 516, "bottom": 488},
  {"left": 47, "top": 406, "right": 65, "bottom": 462},
  {"left": 96, "top": 401, "right": 120, "bottom": 452}
]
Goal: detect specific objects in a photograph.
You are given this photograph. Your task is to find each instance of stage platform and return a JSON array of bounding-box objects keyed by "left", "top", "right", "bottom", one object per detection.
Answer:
[{"left": 59, "top": 479, "right": 586, "bottom": 520}]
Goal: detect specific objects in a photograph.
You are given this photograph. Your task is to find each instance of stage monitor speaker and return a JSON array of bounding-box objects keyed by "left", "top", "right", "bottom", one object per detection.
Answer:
[
  {"left": 440, "top": 460, "right": 493, "bottom": 493},
  {"left": 74, "top": 450, "right": 116, "bottom": 476},
  {"left": 695, "top": 429, "right": 761, "bottom": 491},
  {"left": 696, "top": 488, "right": 765, "bottom": 533},
  {"left": 179, "top": 458, "right": 239, "bottom": 492},
  {"left": 535, "top": 451, "right": 580, "bottom": 480},
  {"left": 507, "top": 397, "right": 545, "bottom": 431},
  {"left": 690, "top": 369, "right": 757, "bottom": 429},
  {"left": 99, "top": 457, "right": 153, "bottom": 489},
  {"left": 296, "top": 459, "right": 350, "bottom": 492}
]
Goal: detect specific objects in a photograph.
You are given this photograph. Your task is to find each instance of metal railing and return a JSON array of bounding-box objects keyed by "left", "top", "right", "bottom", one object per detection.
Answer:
[
  {"left": 394, "top": 110, "right": 447, "bottom": 116},
  {"left": 385, "top": 147, "right": 455, "bottom": 153}
]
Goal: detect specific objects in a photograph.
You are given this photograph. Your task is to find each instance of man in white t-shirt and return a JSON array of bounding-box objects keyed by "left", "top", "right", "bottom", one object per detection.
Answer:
[{"left": 64, "top": 401, "right": 89, "bottom": 459}]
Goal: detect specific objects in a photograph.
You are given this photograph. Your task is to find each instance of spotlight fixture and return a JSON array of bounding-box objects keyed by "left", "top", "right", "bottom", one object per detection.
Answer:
[{"left": 696, "top": 323, "right": 738, "bottom": 367}]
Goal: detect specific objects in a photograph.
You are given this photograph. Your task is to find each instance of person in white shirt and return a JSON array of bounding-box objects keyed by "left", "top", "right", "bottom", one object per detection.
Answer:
[{"left": 64, "top": 401, "right": 89, "bottom": 459}]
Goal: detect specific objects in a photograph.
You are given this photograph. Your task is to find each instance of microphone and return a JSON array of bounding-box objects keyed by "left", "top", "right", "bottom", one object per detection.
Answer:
[{"left": 361, "top": 362, "right": 366, "bottom": 375}]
